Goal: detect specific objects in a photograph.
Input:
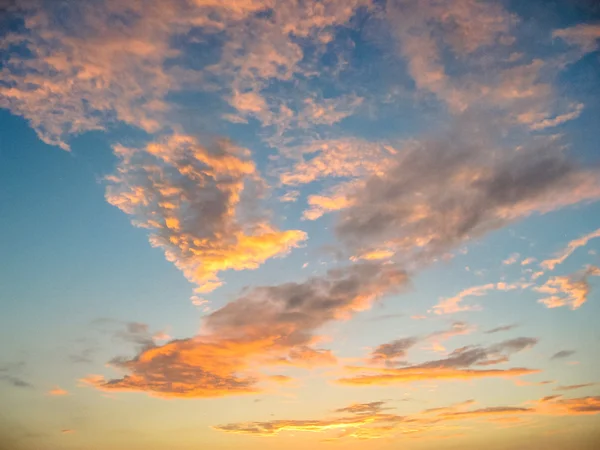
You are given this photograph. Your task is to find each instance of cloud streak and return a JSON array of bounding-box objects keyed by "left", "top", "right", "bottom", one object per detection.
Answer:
[{"left": 339, "top": 337, "right": 539, "bottom": 386}]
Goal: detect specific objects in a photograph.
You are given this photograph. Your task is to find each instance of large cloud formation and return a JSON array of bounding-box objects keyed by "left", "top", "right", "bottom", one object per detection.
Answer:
[
  {"left": 106, "top": 134, "right": 306, "bottom": 292},
  {"left": 335, "top": 132, "right": 600, "bottom": 262},
  {"left": 83, "top": 261, "right": 407, "bottom": 397}
]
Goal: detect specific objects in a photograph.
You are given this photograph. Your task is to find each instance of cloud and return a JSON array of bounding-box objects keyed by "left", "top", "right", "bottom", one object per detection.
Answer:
[
  {"left": 535, "top": 265, "right": 600, "bottom": 309},
  {"left": 1, "top": 1, "right": 183, "bottom": 149},
  {"left": 485, "top": 324, "right": 518, "bottom": 334},
  {"left": 213, "top": 400, "right": 401, "bottom": 439},
  {"left": 534, "top": 395, "right": 600, "bottom": 415},
  {"left": 106, "top": 134, "right": 306, "bottom": 292},
  {"left": 432, "top": 282, "right": 529, "bottom": 315},
  {"left": 541, "top": 228, "right": 600, "bottom": 271},
  {"left": 338, "top": 337, "right": 539, "bottom": 386},
  {"left": 425, "top": 321, "right": 476, "bottom": 352},
  {"left": 213, "top": 411, "right": 398, "bottom": 438},
  {"left": 416, "top": 337, "right": 538, "bottom": 369},
  {"left": 554, "top": 23, "right": 600, "bottom": 54},
  {"left": 47, "top": 387, "right": 69, "bottom": 396},
  {"left": 279, "top": 190, "right": 300, "bottom": 203},
  {"left": 0, "top": 362, "right": 33, "bottom": 389},
  {"left": 83, "top": 261, "right": 407, "bottom": 398},
  {"left": 280, "top": 139, "right": 397, "bottom": 186},
  {"left": 436, "top": 406, "right": 533, "bottom": 421},
  {"left": 382, "top": 0, "right": 582, "bottom": 129},
  {"left": 503, "top": 253, "right": 520, "bottom": 265},
  {"left": 1, "top": 0, "right": 371, "bottom": 150},
  {"left": 335, "top": 401, "right": 391, "bottom": 415},
  {"left": 370, "top": 337, "right": 419, "bottom": 366},
  {"left": 335, "top": 129, "right": 600, "bottom": 265},
  {"left": 554, "top": 383, "right": 597, "bottom": 392},
  {"left": 367, "top": 321, "right": 475, "bottom": 365},
  {"left": 551, "top": 350, "right": 576, "bottom": 360},
  {"left": 215, "top": 394, "right": 598, "bottom": 440}
]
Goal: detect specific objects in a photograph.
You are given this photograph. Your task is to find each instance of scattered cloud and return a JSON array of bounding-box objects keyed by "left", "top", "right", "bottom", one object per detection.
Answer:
[
  {"left": 541, "top": 228, "right": 600, "bottom": 271},
  {"left": 551, "top": 350, "right": 576, "bottom": 360},
  {"left": 0, "top": 362, "right": 33, "bottom": 389},
  {"left": 47, "top": 387, "right": 69, "bottom": 396},
  {"left": 535, "top": 265, "right": 600, "bottom": 309},
  {"left": 521, "top": 258, "right": 537, "bottom": 266},
  {"left": 433, "top": 282, "right": 529, "bottom": 315},
  {"left": 503, "top": 253, "right": 520, "bottom": 265},
  {"left": 485, "top": 324, "right": 518, "bottom": 334},
  {"left": 370, "top": 337, "right": 419, "bottom": 366}
]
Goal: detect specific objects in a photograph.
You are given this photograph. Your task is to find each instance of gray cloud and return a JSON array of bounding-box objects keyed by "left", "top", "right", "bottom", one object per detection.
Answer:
[
  {"left": 551, "top": 350, "right": 576, "bottom": 360},
  {"left": 554, "top": 383, "right": 597, "bottom": 391},
  {"left": 485, "top": 324, "right": 518, "bottom": 334},
  {"left": 0, "top": 362, "right": 33, "bottom": 389},
  {"left": 370, "top": 337, "right": 419, "bottom": 366},
  {"left": 335, "top": 129, "right": 600, "bottom": 263},
  {"left": 416, "top": 337, "right": 538, "bottom": 369}
]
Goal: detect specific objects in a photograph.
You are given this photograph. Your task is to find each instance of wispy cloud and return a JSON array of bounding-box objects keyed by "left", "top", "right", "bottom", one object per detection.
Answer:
[
  {"left": 433, "top": 282, "right": 529, "bottom": 315},
  {"left": 551, "top": 350, "right": 576, "bottom": 360},
  {"left": 339, "top": 337, "right": 539, "bottom": 386},
  {"left": 485, "top": 324, "right": 518, "bottom": 334},
  {"left": 0, "top": 362, "right": 33, "bottom": 389},
  {"left": 335, "top": 129, "right": 600, "bottom": 266},
  {"left": 541, "top": 228, "right": 600, "bottom": 271},
  {"left": 215, "top": 394, "right": 600, "bottom": 439}
]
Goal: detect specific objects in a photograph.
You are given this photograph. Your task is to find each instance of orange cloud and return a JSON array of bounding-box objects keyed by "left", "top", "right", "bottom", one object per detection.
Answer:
[
  {"left": 47, "top": 386, "right": 69, "bottom": 396},
  {"left": 503, "top": 253, "right": 520, "bottom": 265},
  {"left": 214, "top": 394, "right": 599, "bottom": 440},
  {"left": 541, "top": 228, "right": 600, "bottom": 271},
  {"left": 214, "top": 400, "right": 403, "bottom": 438},
  {"left": 84, "top": 262, "right": 407, "bottom": 398},
  {"left": 2, "top": 0, "right": 364, "bottom": 150},
  {"left": 535, "top": 265, "right": 600, "bottom": 309},
  {"left": 303, "top": 192, "right": 353, "bottom": 221},
  {"left": 533, "top": 395, "right": 600, "bottom": 415},
  {"left": 337, "top": 367, "right": 539, "bottom": 386},
  {"left": 106, "top": 134, "right": 306, "bottom": 293}
]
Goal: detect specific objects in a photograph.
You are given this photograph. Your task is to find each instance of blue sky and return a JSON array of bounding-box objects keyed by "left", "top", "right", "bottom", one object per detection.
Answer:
[{"left": 1, "top": 1, "right": 600, "bottom": 449}]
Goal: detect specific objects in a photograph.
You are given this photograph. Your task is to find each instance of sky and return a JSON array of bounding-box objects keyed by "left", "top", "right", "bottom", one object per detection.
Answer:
[{"left": 1, "top": 0, "right": 600, "bottom": 449}]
